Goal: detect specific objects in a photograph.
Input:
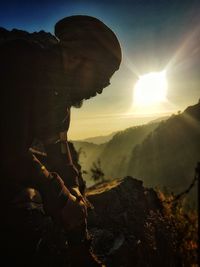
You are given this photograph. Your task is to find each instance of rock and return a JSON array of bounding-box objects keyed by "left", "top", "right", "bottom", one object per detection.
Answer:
[{"left": 86, "top": 176, "right": 181, "bottom": 266}]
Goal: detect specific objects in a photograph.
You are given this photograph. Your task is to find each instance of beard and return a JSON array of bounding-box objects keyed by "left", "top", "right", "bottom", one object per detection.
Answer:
[
  {"left": 68, "top": 85, "right": 97, "bottom": 108},
  {"left": 72, "top": 100, "right": 83, "bottom": 108}
]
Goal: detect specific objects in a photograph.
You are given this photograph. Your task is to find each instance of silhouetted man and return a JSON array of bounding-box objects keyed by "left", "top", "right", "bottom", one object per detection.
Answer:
[{"left": 0, "top": 15, "right": 121, "bottom": 266}]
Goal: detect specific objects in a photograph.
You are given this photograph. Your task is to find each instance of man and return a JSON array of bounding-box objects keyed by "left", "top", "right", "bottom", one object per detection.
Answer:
[{"left": 0, "top": 15, "right": 121, "bottom": 266}]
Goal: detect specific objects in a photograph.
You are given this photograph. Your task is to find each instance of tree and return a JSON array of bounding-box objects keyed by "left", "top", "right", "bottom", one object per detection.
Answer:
[{"left": 90, "top": 159, "right": 105, "bottom": 183}]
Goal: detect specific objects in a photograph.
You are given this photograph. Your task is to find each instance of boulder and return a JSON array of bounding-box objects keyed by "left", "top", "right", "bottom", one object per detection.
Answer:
[{"left": 86, "top": 176, "right": 180, "bottom": 266}]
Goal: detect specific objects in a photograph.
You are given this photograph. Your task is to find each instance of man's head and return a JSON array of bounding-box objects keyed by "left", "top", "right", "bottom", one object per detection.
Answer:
[{"left": 54, "top": 15, "right": 122, "bottom": 106}]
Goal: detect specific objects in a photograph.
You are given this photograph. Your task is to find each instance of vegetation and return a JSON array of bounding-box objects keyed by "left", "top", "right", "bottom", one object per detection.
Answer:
[
  {"left": 157, "top": 189, "right": 198, "bottom": 266},
  {"left": 90, "top": 159, "right": 105, "bottom": 183}
]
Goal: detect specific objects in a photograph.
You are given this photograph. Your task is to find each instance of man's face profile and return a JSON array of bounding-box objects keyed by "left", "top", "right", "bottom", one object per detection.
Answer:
[{"left": 62, "top": 50, "right": 115, "bottom": 106}]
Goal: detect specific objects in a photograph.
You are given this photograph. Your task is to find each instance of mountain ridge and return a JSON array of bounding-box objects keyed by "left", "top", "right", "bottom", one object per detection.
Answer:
[
  {"left": 127, "top": 101, "right": 200, "bottom": 208},
  {"left": 73, "top": 101, "right": 199, "bottom": 206}
]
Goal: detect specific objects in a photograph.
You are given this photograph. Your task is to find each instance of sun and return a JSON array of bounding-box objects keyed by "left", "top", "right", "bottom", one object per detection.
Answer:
[{"left": 134, "top": 70, "right": 168, "bottom": 106}]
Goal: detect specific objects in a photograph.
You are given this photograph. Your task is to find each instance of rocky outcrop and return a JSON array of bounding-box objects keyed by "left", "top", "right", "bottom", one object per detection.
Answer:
[{"left": 86, "top": 176, "right": 180, "bottom": 267}]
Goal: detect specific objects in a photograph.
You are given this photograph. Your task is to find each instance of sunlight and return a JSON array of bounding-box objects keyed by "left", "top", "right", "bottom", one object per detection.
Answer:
[
  {"left": 165, "top": 27, "right": 200, "bottom": 73},
  {"left": 133, "top": 70, "right": 168, "bottom": 106}
]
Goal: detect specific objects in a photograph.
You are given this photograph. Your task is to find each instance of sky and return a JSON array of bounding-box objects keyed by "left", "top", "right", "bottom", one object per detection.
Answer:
[{"left": 1, "top": 0, "right": 200, "bottom": 140}]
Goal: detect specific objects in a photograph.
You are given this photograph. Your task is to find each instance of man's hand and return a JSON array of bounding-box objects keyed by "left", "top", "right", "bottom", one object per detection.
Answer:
[
  {"left": 69, "top": 186, "right": 84, "bottom": 201},
  {"left": 30, "top": 152, "right": 88, "bottom": 231},
  {"left": 61, "top": 192, "right": 87, "bottom": 231},
  {"left": 70, "top": 186, "right": 93, "bottom": 209}
]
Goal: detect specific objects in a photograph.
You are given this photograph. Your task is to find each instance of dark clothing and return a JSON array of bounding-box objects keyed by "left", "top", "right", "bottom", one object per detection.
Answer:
[
  {"left": 0, "top": 31, "right": 84, "bottom": 265},
  {"left": 0, "top": 36, "right": 75, "bottom": 192}
]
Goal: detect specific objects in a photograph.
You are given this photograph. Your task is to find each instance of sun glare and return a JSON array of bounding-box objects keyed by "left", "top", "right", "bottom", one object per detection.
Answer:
[{"left": 134, "top": 70, "right": 168, "bottom": 106}]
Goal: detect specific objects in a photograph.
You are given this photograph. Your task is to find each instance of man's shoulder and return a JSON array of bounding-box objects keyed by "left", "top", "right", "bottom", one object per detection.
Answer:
[
  {"left": 0, "top": 27, "right": 60, "bottom": 70},
  {"left": 0, "top": 27, "right": 58, "bottom": 51}
]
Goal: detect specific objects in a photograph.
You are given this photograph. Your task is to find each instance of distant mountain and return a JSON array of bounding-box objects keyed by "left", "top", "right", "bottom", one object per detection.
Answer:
[
  {"left": 148, "top": 115, "right": 170, "bottom": 124},
  {"left": 81, "top": 131, "right": 117, "bottom": 144},
  {"left": 73, "top": 121, "right": 161, "bottom": 183},
  {"left": 74, "top": 116, "right": 169, "bottom": 145},
  {"left": 74, "top": 101, "right": 199, "bottom": 208},
  {"left": 97, "top": 122, "right": 161, "bottom": 178},
  {"left": 73, "top": 141, "right": 105, "bottom": 170},
  {"left": 127, "top": 102, "right": 200, "bottom": 206}
]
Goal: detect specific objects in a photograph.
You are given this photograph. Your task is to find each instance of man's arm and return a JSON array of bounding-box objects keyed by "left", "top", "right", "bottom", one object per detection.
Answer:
[{"left": 29, "top": 151, "right": 87, "bottom": 231}]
